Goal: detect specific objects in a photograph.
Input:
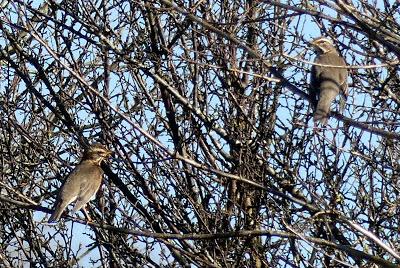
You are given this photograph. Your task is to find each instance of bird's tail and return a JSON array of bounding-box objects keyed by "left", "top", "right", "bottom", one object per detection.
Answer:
[
  {"left": 314, "top": 82, "right": 339, "bottom": 125},
  {"left": 48, "top": 202, "right": 66, "bottom": 223}
]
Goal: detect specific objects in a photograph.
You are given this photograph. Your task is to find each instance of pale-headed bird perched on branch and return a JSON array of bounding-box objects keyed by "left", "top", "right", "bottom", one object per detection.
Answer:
[
  {"left": 309, "top": 37, "right": 348, "bottom": 126},
  {"left": 48, "top": 143, "right": 112, "bottom": 223}
]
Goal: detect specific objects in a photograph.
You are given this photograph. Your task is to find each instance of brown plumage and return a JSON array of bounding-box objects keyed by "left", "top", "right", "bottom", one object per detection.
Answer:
[
  {"left": 48, "top": 143, "right": 112, "bottom": 223},
  {"left": 310, "top": 37, "right": 348, "bottom": 125}
]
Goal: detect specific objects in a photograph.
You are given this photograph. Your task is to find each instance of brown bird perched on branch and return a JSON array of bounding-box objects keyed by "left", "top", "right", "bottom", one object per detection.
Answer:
[
  {"left": 309, "top": 37, "right": 348, "bottom": 125},
  {"left": 48, "top": 143, "right": 112, "bottom": 223}
]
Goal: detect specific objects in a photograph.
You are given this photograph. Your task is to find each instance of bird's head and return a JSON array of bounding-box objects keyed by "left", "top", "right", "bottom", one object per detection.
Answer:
[
  {"left": 82, "top": 143, "right": 112, "bottom": 165},
  {"left": 310, "top": 37, "right": 336, "bottom": 54}
]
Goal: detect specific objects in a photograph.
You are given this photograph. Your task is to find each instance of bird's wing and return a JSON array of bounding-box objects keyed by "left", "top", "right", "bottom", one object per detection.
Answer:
[
  {"left": 71, "top": 166, "right": 103, "bottom": 213},
  {"left": 319, "top": 52, "right": 347, "bottom": 92},
  {"left": 48, "top": 167, "right": 81, "bottom": 222},
  {"left": 56, "top": 167, "right": 81, "bottom": 203}
]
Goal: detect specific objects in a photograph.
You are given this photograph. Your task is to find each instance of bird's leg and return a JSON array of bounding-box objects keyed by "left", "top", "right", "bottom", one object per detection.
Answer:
[
  {"left": 313, "top": 121, "right": 322, "bottom": 133},
  {"left": 82, "top": 206, "right": 93, "bottom": 223}
]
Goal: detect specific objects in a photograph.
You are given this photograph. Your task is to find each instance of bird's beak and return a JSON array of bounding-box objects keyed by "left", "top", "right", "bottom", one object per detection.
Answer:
[
  {"left": 102, "top": 150, "right": 113, "bottom": 164},
  {"left": 101, "top": 149, "right": 112, "bottom": 159},
  {"left": 310, "top": 40, "right": 318, "bottom": 48}
]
